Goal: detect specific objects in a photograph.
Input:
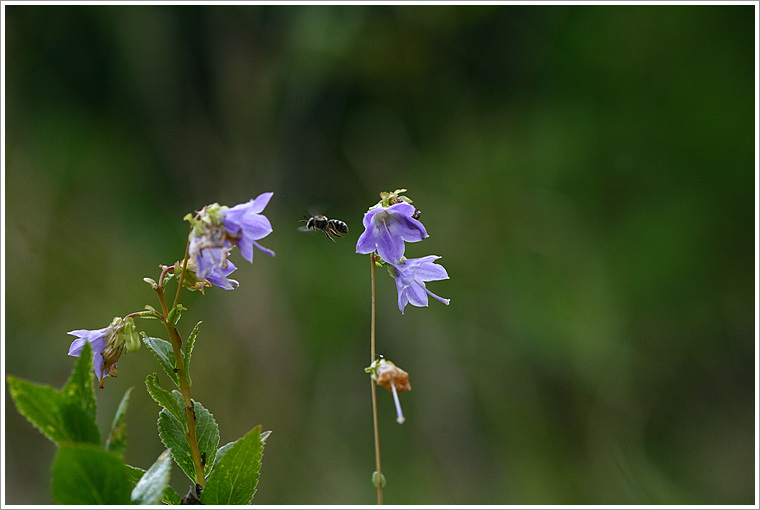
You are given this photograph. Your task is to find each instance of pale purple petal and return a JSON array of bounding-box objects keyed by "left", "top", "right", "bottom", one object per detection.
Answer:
[
  {"left": 356, "top": 227, "right": 379, "bottom": 255},
  {"left": 375, "top": 219, "right": 405, "bottom": 264},
  {"left": 206, "top": 261, "right": 239, "bottom": 290},
  {"left": 67, "top": 337, "right": 87, "bottom": 356}
]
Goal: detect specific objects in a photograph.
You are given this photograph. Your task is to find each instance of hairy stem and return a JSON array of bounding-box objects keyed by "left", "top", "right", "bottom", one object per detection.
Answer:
[{"left": 370, "top": 253, "right": 383, "bottom": 505}]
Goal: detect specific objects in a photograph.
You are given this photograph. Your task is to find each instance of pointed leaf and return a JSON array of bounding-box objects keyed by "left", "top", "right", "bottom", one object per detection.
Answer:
[
  {"left": 145, "top": 374, "right": 186, "bottom": 426},
  {"left": 141, "top": 335, "right": 179, "bottom": 386},
  {"left": 194, "top": 399, "right": 220, "bottom": 472},
  {"left": 52, "top": 443, "right": 132, "bottom": 504},
  {"left": 157, "top": 406, "right": 195, "bottom": 481},
  {"left": 202, "top": 426, "right": 266, "bottom": 505},
  {"left": 126, "top": 464, "right": 182, "bottom": 505},
  {"left": 61, "top": 341, "right": 97, "bottom": 422},
  {"left": 106, "top": 387, "right": 134, "bottom": 456},
  {"left": 130, "top": 449, "right": 172, "bottom": 505},
  {"left": 7, "top": 375, "right": 67, "bottom": 444},
  {"left": 157, "top": 395, "right": 219, "bottom": 483},
  {"left": 183, "top": 321, "right": 202, "bottom": 387}
]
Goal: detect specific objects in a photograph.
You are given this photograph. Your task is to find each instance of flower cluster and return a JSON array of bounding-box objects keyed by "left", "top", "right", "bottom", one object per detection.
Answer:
[
  {"left": 356, "top": 189, "right": 450, "bottom": 314},
  {"left": 68, "top": 194, "right": 276, "bottom": 386},
  {"left": 185, "top": 192, "right": 275, "bottom": 290}
]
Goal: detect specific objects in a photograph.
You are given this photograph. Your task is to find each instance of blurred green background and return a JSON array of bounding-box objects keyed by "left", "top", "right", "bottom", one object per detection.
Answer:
[{"left": 3, "top": 4, "right": 756, "bottom": 505}]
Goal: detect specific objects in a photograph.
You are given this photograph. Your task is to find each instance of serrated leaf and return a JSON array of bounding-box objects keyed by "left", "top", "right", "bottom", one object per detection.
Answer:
[
  {"left": 141, "top": 335, "right": 179, "bottom": 387},
  {"left": 145, "top": 374, "right": 186, "bottom": 426},
  {"left": 52, "top": 443, "right": 132, "bottom": 504},
  {"left": 202, "top": 426, "right": 266, "bottom": 505},
  {"left": 157, "top": 395, "right": 219, "bottom": 483},
  {"left": 7, "top": 375, "right": 68, "bottom": 444},
  {"left": 106, "top": 387, "right": 133, "bottom": 456},
  {"left": 194, "top": 399, "right": 220, "bottom": 473},
  {"left": 61, "top": 341, "right": 97, "bottom": 422},
  {"left": 167, "top": 304, "right": 186, "bottom": 325},
  {"left": 158, "top": 406, "right": 195, "bottom": 482},
  {"left": 126, "top": 464, "right": 182, "bottom": 505},
  {"left": 183, "top": 321, "right": 202, "bottom": 387},
  {"left": 130, "top": 449, "right": 172, "bottom": 505}
]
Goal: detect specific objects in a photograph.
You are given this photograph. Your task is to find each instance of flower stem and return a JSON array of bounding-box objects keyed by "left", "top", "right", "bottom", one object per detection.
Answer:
[
  {"left": 370, "top": 253, "right": 383, "bottom": 505},
  {"left": 155, "top": 247, "right": 206, "bottom": 488}
]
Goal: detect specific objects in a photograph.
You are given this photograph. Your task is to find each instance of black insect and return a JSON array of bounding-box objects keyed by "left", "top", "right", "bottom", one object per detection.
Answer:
[{"left": 299, "top": 214, "right": 349, "bottom": 242}]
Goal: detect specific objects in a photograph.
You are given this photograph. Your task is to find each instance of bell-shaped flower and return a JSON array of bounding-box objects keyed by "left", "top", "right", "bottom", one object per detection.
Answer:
[
  {"left": 356, "top": 202, "right": 427, "bottom": 264},
  {"left": 389, "top": 255, "right": 450, "bottom": 314},
  {"left": 68, "top": 317, "right": 139, "bottom": 388},
  {"left": 221, "top": 192, "right": 276, "bottom": 262},
  {"left": 187, "top": 192, "right": 275, "bottom": 281}
]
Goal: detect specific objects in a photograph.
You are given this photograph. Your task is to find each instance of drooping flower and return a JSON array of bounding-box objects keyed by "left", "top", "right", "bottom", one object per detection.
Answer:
[
  {"left": 67, "top": 317, "right": 140, "bottom": 388},
  {"left": 365, "top": 358, "right": 411, "bottom": 424},
  {"left": 389, "top": 255, "right": 450, "bottom": 314},
  {"left": 221, "top": 192, "right": 276, "bottom": 262},
  {"left": 356, "top": 202, "right": 427, "bottom": 264},
  {"left": 187, "top": 192, "right": 275, "bottom": 281},
  {"left": 177, "top": 257, "right": 239, "bottom": 294}
]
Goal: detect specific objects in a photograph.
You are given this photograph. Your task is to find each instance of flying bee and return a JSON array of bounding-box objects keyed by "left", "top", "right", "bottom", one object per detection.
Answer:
[{"left": 299, "top": 214, "right": 348, "bottom": 242}]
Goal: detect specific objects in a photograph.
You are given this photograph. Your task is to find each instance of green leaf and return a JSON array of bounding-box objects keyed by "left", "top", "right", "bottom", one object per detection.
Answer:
[
  {"left": 61, "top": 341, "right": 97, "bottom": 423},
  {"left": 7, "top": 342, "right": 101, "bottom": 445},
  {"left": 212, "top": 441, "right": 236, "bottom": 471},
  {"left": 157, "top": 405, "right": 195, "bottom": 482},
  {"left": 202, "top": 426, "right": 266, "bottom": 505},
  {"left": 59, "top": 401, "right": 100, "bottom": 444},
  {"left": 7, "top": 375, "right": 68, "bottom": 444},
  {"left": 157, "top": 395, "right": 219, "bottom": 483},
  {"left": 194, "top": 399, "right": 221, "bottom": 472},
  {"left": 106, "top": 387, "right": 134, "bottom": 456},
  {"left": 51, "top": 443, "right": 132, "bottom": 504},
  {"left": 126, "top": 464, "right": 182, "bottom": 505},
  {"left": 130, "top": 449, "right": 172, "bottom": 505},
  {"left": 141, "top": 335, "right": 179, "bottom": 387},
  {"left": 139, "top": 305, "right": 163, "bottom": 320},
  {"left": 167, "top": 304, "right": 187, "bottom": 325},
  {"left": 183, "top": 321, "right": 202, "bottom": 387},
  {"left": 158, "top": 390, "right": 219, "bottom": 481},
  {"left": 145, "top": 374, "right": 186, "bottom": 426}
]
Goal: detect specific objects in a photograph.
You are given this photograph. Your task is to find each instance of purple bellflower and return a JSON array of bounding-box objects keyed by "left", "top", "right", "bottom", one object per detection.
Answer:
[
  {"left": 68, "top": 317, "right": 139, "bottom": 388},
  {"left": 188, "top": 192, "right": 275, "bottom": 282},
  {"left": 389, "top": 255, "right": 450, "bottom": 314},
  {"left": 356, "top": 202, "right": 427, "bottom": 264}
]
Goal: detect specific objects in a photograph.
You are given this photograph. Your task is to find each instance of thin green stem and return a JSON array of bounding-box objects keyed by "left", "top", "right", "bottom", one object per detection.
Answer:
[
  {"left": 370, "top": 253, "right": 383, "bottom": 505},
  {"left": 155, "top": 246, "right": 206, "bottom": 487}
]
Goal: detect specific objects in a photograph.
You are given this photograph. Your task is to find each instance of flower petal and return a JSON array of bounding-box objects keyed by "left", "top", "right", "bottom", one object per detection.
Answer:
[
  {"left": 375, "top": 219, "right": 405, "bottom": 264},
  {"left": 356, "top": 227, "right": 378, "bottom": 255}
]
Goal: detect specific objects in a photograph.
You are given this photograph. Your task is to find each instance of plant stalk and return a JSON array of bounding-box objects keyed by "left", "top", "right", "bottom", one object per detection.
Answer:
[
  {"left": 156, "top": 246, "right": 206, "bottom": 488},
  {"left": 370, "top": 253, "right": 383, "bottom": 505}
]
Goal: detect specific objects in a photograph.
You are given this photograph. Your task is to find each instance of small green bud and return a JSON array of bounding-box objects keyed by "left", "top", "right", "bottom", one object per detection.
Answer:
[
  {"left": 122, "top": 317, "right": 140, "bottom": 353},
  {"left": 371, "top": 471, "right": 387, "bottom": 488}
]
